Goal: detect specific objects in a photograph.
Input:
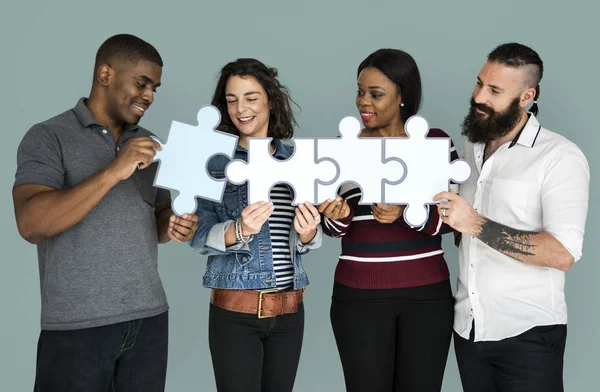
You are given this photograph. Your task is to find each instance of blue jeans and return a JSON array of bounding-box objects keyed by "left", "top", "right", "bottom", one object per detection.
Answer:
[{"left": 34, "top": 311, "right": 168, "bottom": 392}]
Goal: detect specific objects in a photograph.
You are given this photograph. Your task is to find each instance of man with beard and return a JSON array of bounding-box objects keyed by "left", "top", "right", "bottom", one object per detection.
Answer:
[{"left": 433, "top": 43, "right": 590, "bottom": 392}]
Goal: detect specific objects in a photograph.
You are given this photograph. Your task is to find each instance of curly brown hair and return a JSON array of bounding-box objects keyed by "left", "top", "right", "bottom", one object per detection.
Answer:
[{"left": 211, "top": 58, "right": 298, "bottom": 140}]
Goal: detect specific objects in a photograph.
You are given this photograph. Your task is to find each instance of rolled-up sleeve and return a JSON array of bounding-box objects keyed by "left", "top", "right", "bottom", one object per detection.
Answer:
[
  {"left": 189, "top": 196, "right": 251, "bottom": 256},
  {"left": 542, "top": 144, "right": 590, "bottom": 262},
  {"left": 295, "top": 224, "right": 323, "bottom": 255}
]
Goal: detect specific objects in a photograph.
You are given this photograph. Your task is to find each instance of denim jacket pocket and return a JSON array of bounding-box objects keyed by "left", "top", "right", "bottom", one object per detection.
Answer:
[
  {"left": 206, "top": 251, "right": 253, "bottom": 275},
  {"left": 235, "top": 252, "right": 251, "bottom": 270},
  {"left": 218, "top": 181, "right": 245, "bottom": 219}
]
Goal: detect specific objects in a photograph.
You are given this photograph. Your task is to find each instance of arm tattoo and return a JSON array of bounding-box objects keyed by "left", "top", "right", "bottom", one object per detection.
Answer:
[{"left": 476, "top": 218, "right": 539, "bottom": 257}]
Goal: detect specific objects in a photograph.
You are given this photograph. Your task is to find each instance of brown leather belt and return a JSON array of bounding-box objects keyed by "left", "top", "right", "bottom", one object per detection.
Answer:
[{"left": 211, "top": 288, "right": 304, "bottom": 318}]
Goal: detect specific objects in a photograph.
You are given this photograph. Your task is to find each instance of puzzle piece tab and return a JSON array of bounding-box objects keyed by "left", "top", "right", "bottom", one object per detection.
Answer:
[
  {"left": 316, "top": 116, "right": 405, "bottom": 204},
  {"left": 151, "top": 105, "right": 238, "bottom": 216},
  {"left": 225, "top": 138, "right": 337, "bottom": 205},
  {"left": 384, "top": 115, "right": 471, "bottom": 226}
]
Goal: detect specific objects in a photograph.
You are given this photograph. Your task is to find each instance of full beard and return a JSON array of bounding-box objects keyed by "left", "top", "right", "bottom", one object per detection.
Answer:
[{"left": 461, "top": 96, "right": 523, "bottom": 143}]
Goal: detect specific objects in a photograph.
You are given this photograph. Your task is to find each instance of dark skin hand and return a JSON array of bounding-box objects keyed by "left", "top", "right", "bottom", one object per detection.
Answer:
[
  {"left": 155, "top": 201, "right": 199, "bottom": 243},
  {"left": 318, "top": 196, "right": 351, "bottom": 220},
  {"left": 370, "top": 203, "right": 405, "bottom": 224},
  {"left": 13, "top": 137, "right": 161, "bottom": 244}
]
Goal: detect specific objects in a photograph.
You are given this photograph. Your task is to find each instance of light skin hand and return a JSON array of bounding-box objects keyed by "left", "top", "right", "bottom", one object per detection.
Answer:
[
  {"left": 432, "top": 190, "right": 483, "bottom": 236},
  {"left": 224, "top": 201, "right": 275, "bottom": 247},
  {"left": 294, "top": 202, "right": 320, "bottom": 244},
  {"left": 432, "top": 190, "right": 574, "bottom": 271},
  {"left": 241, "top": 201, "right": 275, "bottom": 236}
]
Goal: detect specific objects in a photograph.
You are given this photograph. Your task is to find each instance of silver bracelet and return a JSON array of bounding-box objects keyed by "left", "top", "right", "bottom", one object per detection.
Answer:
[
  {"left": 234, "top": 218, "right": 242, "bottom": 242},
  {"left": 235, "top": 218, "right": 253, "bottom": 244}
]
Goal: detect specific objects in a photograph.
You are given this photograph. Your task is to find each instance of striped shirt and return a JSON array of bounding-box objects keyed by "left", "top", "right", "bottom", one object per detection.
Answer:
[
  {"left": 268, "top": 184, "right": 295, "bottom": 290},
  {"left": 322, "top": 128, "right": 459, "bottom": 289}
]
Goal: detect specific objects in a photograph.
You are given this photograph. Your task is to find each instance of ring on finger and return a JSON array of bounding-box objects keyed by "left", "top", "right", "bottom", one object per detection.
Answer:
[{"left": 441, "top": 208, "right": 448, "bottom": 217}]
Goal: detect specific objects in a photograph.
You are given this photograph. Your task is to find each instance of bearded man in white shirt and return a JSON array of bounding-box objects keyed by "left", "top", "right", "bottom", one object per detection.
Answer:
[{"left": 434, "top": 42, "right": 590, "bottom": 392}]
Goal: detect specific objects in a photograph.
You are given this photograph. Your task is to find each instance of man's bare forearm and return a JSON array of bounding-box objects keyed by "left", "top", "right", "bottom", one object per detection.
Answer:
[{"left": 474, "top": 218, "right": 574, "bottom": 271}]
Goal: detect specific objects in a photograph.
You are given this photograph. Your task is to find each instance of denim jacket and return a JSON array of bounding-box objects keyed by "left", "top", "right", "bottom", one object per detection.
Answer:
[{"left": 189, "top": 138, "right": 323, "bottom": 290}]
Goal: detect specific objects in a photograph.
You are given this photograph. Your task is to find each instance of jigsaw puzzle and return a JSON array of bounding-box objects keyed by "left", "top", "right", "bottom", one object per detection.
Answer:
[
  {"left": 384, "top": 115, "right": 471, "bottom": 226},
  {"left": 316, "top": 116, "right": 405, "bottom": 204},
  {"left": 150, "top": 105, "right": 238, "bottom": 216},
  {"left": 149, "top": 106, "right": 471, "bottom": 223},
  {"left": 225, "top": 138, "right": 337, "bottom": 205}
]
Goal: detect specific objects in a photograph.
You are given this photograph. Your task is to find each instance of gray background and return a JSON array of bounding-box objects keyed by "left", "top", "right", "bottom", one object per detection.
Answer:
[{"left": 1, "top": 0, "right": 597, "bottom": 390}]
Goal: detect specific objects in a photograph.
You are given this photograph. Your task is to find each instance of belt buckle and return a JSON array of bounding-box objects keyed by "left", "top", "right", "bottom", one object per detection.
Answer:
[{"left": 257, "top": 289, "right": 279, "bottom": 319}]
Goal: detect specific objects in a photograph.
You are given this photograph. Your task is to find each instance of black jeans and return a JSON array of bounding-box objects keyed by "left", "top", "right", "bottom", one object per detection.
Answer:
[
  {"left": 454, "top": 322, "right": 567, "bottom": 392},
  {"left": 34, "top": 311, "right": 168, "bottom": 392},
  {"left": 330, "top": 280, "right": 454, "bottom": 392},
  {"left": 208, "top": 302, "right": 304, "bottom": 392}
]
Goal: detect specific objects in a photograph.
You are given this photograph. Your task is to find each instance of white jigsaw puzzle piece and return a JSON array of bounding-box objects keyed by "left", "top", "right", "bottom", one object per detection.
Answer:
[
  {"left": 151, "top": 105, "right": 238, "bottom": 216},
  {"left": 225, "top": 138, "right": 337, "bottom": 205},
  {"left": 317, "top": 116, "right": 405, "bottom": 204},
  {"left": 384, "top": 115, "right": 471, "bottom": 227}
]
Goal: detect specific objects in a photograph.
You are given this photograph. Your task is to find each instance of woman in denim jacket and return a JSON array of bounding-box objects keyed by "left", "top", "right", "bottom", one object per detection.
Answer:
[{"left": 189, "top": 58, "right": 323, "bottom": 392}]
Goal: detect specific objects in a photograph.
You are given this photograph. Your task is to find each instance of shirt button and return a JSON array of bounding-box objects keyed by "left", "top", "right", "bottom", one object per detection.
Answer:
[
  {"left": 241, "top": 256, "right": 248, "bottom": 262},
  {"left": 102, "top": 129, "right": 108, "bottom": 134}
]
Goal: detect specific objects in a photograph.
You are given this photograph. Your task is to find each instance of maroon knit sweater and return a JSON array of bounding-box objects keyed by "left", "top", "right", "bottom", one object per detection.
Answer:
[{"left": 322, "top": 128, "right": 459, "bottom": 289}]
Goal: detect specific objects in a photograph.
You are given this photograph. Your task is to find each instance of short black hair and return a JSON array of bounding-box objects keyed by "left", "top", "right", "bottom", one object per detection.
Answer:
[
  {"left": 95, "top": 34, "right": 163, "bottom": 70},
  {"left": 357, "top": 49, "right": 422, "bottom": 123},
  {"left": 211, "top": 58, "right": 298, "bottom": 140},
  {"left": 487, "top": 42, "right": 543, "bottom": 115}
]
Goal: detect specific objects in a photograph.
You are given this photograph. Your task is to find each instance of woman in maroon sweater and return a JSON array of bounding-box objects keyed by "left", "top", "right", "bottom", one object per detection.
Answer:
[{"left": 319, "top": 48, "right": 459, "bottom": 392}]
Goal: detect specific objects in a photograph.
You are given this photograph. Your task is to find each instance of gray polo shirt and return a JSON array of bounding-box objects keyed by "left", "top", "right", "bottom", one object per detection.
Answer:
[{"left": 14, "top": 98, "right": 170, "bottom": 330}]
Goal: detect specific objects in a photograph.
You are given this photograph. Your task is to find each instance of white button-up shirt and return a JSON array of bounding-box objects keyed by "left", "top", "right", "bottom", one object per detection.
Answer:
[{"left": 454, "top": 113, "right": 590, "bottom": 342}]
